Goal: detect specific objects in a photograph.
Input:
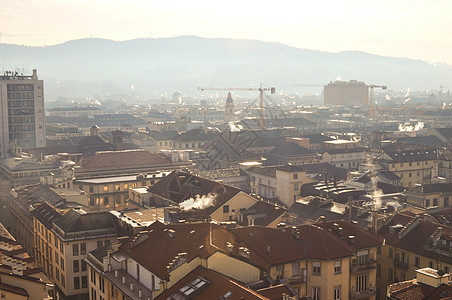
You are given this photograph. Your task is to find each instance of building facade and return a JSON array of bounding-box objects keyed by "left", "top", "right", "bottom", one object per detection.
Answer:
[{"left": 0, "top": 69, "right": 45, "bottom": 157}]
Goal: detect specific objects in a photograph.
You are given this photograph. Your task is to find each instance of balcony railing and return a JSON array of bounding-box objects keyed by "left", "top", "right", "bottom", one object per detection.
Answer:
[
  {"left": 393, "top": 259, "right": 409, "bottom": 270},
  {"left": 350, "top": 286, "right": 376, "bottom": 299},
  {"left": 351, "top": 259, "right": 377, "bottom": 273}
]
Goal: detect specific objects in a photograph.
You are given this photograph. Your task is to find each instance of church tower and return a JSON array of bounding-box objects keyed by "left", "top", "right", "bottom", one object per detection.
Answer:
[{"left": 225, "top": 92, "right": 235, "bottom": 122}]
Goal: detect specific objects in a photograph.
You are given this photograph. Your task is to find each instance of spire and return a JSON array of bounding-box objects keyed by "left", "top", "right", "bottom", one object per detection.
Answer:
[{"left": 226, "top": 92, "right": 233, "bottom": 104}]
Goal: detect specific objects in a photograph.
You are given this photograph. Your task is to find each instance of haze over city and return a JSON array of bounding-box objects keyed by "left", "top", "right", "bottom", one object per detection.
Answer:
[
  {"left": 1, "top": 1, "right": 452, "bottom": 300},
  {"left": 1, "top": 0, "right": 452, "bottom": 64}
]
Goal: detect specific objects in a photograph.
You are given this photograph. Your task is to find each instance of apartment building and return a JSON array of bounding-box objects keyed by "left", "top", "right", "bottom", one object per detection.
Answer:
[
  {"left": 32, "top": 202, "right": 126, "bottom": 300},
  {"left": 0, "top": 69, "right": 45, "bottom": 158},
  {"left": 87, "top": 220, "right": 381, "bottom": 300},
  {"left": 377, "top": 146, "right": 437, "bottom": 188},
  {"left": 405, "top": 183, "right": 452, "bottom": 209},
  {"left": 0, "top": 222, "right": 54, "bottom": 300},
  {"left": 324, "top": 80, "right": 369, "bottom": 106},
  {"left": 377, "top": 211, "right": 452, "bottom": 300},
  {"left": 73, "top": 171, "right": 169, "bottom": 211}
]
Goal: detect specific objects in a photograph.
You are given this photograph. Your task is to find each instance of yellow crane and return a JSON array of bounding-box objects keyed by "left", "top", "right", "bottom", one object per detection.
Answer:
[
  {"left": 198, "top": 83, "right": 276, "bottom": 128},
  {"left": 368, "top": 84, "right": 387, "bottom": 118}
]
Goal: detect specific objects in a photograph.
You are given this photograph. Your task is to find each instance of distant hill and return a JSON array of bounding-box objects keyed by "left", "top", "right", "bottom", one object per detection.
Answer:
[{"left": 1, "top": 36, "right": 451, "bottom": 98}]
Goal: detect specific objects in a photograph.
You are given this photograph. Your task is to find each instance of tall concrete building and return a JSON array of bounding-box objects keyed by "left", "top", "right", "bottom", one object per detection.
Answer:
[
  {"left": 324, "top": 80, "right": 369, "bottom": 106},
  {"left": 0, "top": 69, "right": 45, "bottom": 158}
]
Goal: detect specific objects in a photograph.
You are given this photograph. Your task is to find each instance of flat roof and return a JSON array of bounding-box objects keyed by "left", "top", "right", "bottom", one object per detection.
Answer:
[{"left": 74, "top": 172, "right": 171, "bottom": 184}]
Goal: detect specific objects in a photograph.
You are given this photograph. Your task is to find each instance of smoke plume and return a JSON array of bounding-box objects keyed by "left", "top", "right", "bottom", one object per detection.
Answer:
[
  {"left": 398, "top": 121, "right": 424, "bottom": 132},
  {"left": 179, "top": 193, "right": 217, "bottom": 211}
]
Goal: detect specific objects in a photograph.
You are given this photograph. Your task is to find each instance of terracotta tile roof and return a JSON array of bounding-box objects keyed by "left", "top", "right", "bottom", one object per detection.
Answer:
[
  {"left": 257, "top": 284, "right": 298, "bottom": 300},
  {"left": 119, "top": 221, "right": 270, "bottom": 279},
  {"left": 388, "top": 280, "right": 452, "bottom": 300},
  {"left": 0, "top": 282, "right": 29, "bottom": 297},
  {"left": 315, "top": 220, "right": 383, "bottom": 249},
  {"left": 155, "top": 266, "right": 269, "bottom": 300},
  {"left": 148, "top": 171, "right": 241, "bottom": 205},
  {"left": 231, "top": 224, "right": 356, "bottom": 265},
  {"left": 80, "top": 149, "right": 171, "bottom": 169},
  {"left": 378, "top": 212, "right": 452, "bottom": 265}
]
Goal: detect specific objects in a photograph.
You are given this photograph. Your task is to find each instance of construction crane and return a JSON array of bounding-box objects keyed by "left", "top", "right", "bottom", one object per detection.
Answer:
[
  {"left": 198, "top": 83, "right": 276, "bottom": 128},
  {"left": 368, "top": 84, "right": 387, "bottom": 118}
]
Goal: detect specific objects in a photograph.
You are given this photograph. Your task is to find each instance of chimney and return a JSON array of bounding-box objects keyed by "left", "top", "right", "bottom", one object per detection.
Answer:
[
  {"left": 292, "top": 227, "right": 300, "bottom": 240},
  {"left": 32, "top": 69, "right": 37, "bottom": 80},
  {"left": 122, "top": 276, "right": 126, "bottom": 284},
  {"left": 348, "top": 235, "right": 355, "bottom": 245},
  {"left": 168, "top": 229, "right": 176, "bottom": 238},
  {"left": 226, "top": 242, "right": 234, "bottom": 254},
  {"left": 115, "top": 270, "right": 118, "bottom": 278},
  {"left": 238, "top": 247, "right": 250, "bottom": 259},
  {"left": 416, "top": 267, "right": 450, "bottom": 288}
]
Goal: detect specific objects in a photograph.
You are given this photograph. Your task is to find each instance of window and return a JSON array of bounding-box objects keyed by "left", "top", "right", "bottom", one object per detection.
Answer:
[
  {"left": 97, "top": 241, "right": 103, "bottom": 249},
  {"left": 73, "top": 260, "right": 80, "bottom": 272},
  {"left": 73, "top": 244, "right": 79, "bottom": 256},
  {"left": 294, "top": 183, "right": 299, "bottom": 191},
  {"left": 60, "top": 258, "right": 64, "bottom": 270},
  {"left": 445, "top": 266, "right": 449, "bottom": 274},
  {"left": 334, "top": 260, "right": 342, "bottom": 274},
  {"left": 292, "top": 261, "right": 300, "bottom": 277},
  {"left": 81, "top": 260, "right": 87, "bottom": 272},
  {"left": 115, "top": 184, "right": 120, "bottom": 191},
  {"left": 401, "top": 272, "right": 406, "bottom": 281},
  {"left": 80, "top": 243, "right": 86, "bottom": 255},
  {"left": 414, "top": 256, "right": 420, "bottom": 267},
  {"left": 409, "top": 162, "right": 412, "bottom": 167},
  {"left": 312, "top": 287, "right": 320, "bottom": 300},
  {"left": 312, "top": 261, "right": 321, "bottom": 275},
  {"left": 388, "top": 268, "right": 394, "bottom": 282},
  {"left": 82, "top": 276, "right": 88, "bottom": 288},
  {"left": 388, "top": 248, "right": 393, "bottom": 258},
  {"left": 104, "top": 196, "right": 109, "bottom": 206},
  {"left": 89, "top": 186, "right": 94, "bottom": 193},
  {"left": 103, "top": 185, "right": 108, "bottom": 192},
  {"left": 433, "top": 198, "right": 438, "bottom": 206},
  {"left": 357, "top": 274, "right": 368, "bottom": 292},
  {"left": 409, "top": 172, "right": 412, "bottom": 177},
  {"left": 358, "top": 250, "right": 369, "bottom": 265},
  {"left": 293, "top": 173, "right": 298, "bottom": 179},
  {"left": 276, "top": 264, "right": 284, "bottom": 279},
  {"left": 124, "top": 183, "right": 128, "bottom": 189},
  {"left": 429, "top": 261, "right": 434, "bottom": 268},
  {"left": 60, "top": 241, "right": 64, "bottom": 254},
  {"left": 223, "top": 205, "right": 229, "bottom": 213},
  {"left": 61, "top": 274, "right": 65, "bottom": 288},
  {"left": 74, "top": 277, "right": 80, "bottom": 289},
  {"left": 55, "top": 251, "right": 58, "bottom": 265},
  {"left": 426, "top": 199, "right": 430, "bottom": 207},
  {"left": 334, "top": 285, "right": 341, "bottom": 300}
]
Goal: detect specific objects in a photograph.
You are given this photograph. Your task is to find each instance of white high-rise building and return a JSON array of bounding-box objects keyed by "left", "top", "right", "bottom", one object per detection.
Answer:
[{"left": 0, "top": 69, "right": 45, "bottom": 158}]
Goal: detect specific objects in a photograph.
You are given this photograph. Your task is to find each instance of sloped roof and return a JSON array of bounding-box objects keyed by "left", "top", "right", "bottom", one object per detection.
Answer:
[
  {"left": 148, "top": 171, "right": 241, "bottom": 205},
  {"left": 120, "top": 221, "right": 270, "bottom": 279},
  {"left": 54, "top": 209, "right": 117, "bottom": 234},
  {"left": 397, "top": 135, "right": 445, "bottom": 147},
  {"left": 31, "top": 202, "right": 63, "bottom": 228},
  {"left": 436, "top": 127, "right": 452, "bottom": 140},
  {"left": 80, "top": 149, "right": 171, "bottom": 169},
  {"left": 174, "top": 128, "right": 219, "bottom": 141},
  {"left": 156, "top": 266, "right": 269, "bottom": 300},
  {"left": 378, "top": 212, "right": 452, "bottom": 265},
  {"left": 257, "top": 284, "right": 298, "bottom": 300},
  {"left": 268, "top": 142, "right": 314, "bottom": 156},
  {"left": 240, "top": 201, "right": 287, "bottom": 227}
]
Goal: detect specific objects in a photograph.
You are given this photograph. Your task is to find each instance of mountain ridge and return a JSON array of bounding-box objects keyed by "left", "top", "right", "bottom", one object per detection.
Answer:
[{"left": 1, "top": 36, "right": 451, "bottom": 98}]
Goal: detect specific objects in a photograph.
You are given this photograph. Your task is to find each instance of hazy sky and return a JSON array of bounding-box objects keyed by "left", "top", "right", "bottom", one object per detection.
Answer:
[{"left": 1, "top": 0, "right": 451, "bottom": 64}]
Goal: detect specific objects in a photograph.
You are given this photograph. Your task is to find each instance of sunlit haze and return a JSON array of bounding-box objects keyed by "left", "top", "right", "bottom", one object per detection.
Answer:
[{"left": 1, "top": 0, "right": 452, "bottom": 64}]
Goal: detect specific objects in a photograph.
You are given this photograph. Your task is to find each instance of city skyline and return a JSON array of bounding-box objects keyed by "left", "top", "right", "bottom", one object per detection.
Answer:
[{"left": 1, "top": 0, "right": 452, "bottom": 64}]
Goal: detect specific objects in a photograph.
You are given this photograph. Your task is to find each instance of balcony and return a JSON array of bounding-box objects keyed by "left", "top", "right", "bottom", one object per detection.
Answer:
[
  {"left": 351, "top": 259, "right": 377, "bottom": 273},
  {"left": 393, "top": 259, "right": 409, "bottom": 270},
  {"left": 350, "top": 286, "right": 376, "bottom": 299}
]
